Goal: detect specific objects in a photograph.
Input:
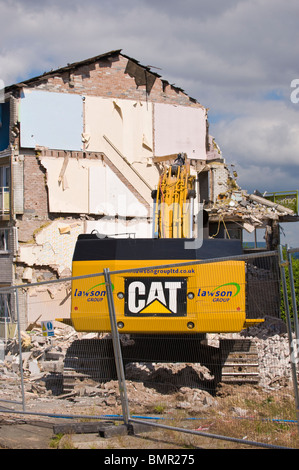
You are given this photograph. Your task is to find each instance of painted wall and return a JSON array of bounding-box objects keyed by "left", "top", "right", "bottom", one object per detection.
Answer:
[
  {"left": 154, "top": 103, "right": 207, "bottom": 159},
  {"left": 84, "top": 96, "right": 153, "bottom": 159},
  {"left": 19, "top": 90, "right": 83, "bottom": 151},
  {"left": 84, "top": 96, "right": 158, "bottom": 204},
  {"left": 40, "top": 155, "right": 149, "bottom": 217},
  {"left": 89, "top": 161, "right": 148, "bottom": 218},
  {"left": 40, "top": 156, "right": 90, "bottom": 213}
]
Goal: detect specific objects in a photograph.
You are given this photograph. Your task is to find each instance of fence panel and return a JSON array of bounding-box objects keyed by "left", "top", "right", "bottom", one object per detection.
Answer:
[
  {"left": 286, "top": 246, "right": 299, "bottom": 345},
  {"left": 0, "top": 288, "right": 25, "bottom": 412},
  {"left": 0, "top": 248, "right": 298, "bottom": 449},
  {"left": 0, "top": 272, "right": 125, "bottom": 420},
  {"left": 110, "top": 252, "right": 298, "bottom": 448}
]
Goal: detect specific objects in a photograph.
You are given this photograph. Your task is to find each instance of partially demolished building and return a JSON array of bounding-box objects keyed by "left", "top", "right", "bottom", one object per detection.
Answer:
[{"left": 0, "top": 49, "right": 298, "bottom": 328}]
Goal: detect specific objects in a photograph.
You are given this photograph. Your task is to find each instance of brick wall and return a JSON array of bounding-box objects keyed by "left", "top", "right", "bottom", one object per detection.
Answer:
[
  {"left": 23, "top": 154, "right": 48, "bottom": 218},
  {"left": 0, "top": 227, "right": 14, "bottom": 283},
  {"left": 210, "top": 163, "right": 230, "bottom": 201},
  {"left": 25, "top": 54, "right": 202, "bottom": 109}
]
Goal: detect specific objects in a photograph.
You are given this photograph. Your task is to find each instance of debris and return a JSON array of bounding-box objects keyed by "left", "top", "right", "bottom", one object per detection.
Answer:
[
  {"left": 28, "top": 360, "right": 40, "bottom": 376},
  {"left": 0, "top": 321, "right": 296, "bottom": 413},
  {"left": 21, "top": 331, "right": 32, "bottom": 350},
  {"left": 247, "top": 193, "right": 294, "bottom": 215},
  {"left": 208, "top": 188, "right": 295, "bottom": 231}
]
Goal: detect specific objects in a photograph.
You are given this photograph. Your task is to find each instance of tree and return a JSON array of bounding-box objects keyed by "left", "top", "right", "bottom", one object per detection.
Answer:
[{"left": 280, "top": 250, "right": 299, "bottom": 327}]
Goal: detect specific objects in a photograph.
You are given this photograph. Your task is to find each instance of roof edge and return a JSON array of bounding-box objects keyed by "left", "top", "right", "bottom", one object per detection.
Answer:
[
  {"left": 4, "top": 49, "right": 200, "bottom": 104},
  {"left": 5, "top": 49, "right": 123, "bottom": 92}
]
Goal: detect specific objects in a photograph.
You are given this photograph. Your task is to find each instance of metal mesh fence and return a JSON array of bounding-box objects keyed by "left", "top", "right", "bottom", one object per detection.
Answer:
[
  {"left": 0, "top": 248, "right": 298, "bottom": 449},
  {"left": 0, "top": 289, "right": 25, "bottom": 412}
]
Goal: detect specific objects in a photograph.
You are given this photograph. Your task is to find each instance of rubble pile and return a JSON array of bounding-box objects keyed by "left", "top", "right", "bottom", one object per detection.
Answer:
[
  {"left": 0, "top": 326, "right": 77, "bottom": 402},
  {"left": 208, "top": 189, "right": 294, "bottom": 227},
  {"left": 0, "top": 318, "right": 296, "bottom": 413},
  {"left": 208, "top": 316, "right": 295, "bottom": 389}
]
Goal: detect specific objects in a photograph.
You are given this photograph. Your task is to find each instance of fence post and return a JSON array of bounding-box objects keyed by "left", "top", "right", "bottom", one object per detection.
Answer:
[
  {"left": 103, "top": 268, "right": 130, "bottom": 426},
  {"left": 14, "top": 288, "right": 26, "bottom": 412},
  {"left": 286, "top": 246, "right": 299, "bottom": 347},
  {"left": 278, "top": 245, "right": 299, "bottom": 433}
]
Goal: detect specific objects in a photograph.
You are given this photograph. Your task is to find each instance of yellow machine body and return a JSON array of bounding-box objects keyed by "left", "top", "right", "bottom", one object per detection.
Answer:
[{"left": 70, "top": 254, "right": 256, "bottom": 334}]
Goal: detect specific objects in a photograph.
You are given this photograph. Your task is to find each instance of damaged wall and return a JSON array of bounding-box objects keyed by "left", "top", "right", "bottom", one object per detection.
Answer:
[
  {"left": 38, "top": 153, "right": 150, "bottom": 218},
  {"left": 84, "top": 97, "right": 153, "bottom": 162},
  {"left": 23, "top": 154, "right": 48, "bottom": 219},
  {"left": 209, "top": 162, "right": 232, "bottom": 202},
  {"left": 89, "top": 159, "right": 148, "bottom": 218},
  {"left": 23, "top": 53, "right": 199, "bottom": 108},
  {"left": 40, "top": 156, "right": 91, "bottom": 214},
  {"left": 18, "top": 219, "right": 84, "bottom": 277},
  {"left": 84, "top": 96, "right": 158, "bottom": 205},
  {"left": 27, "top": 281, "right": 71, "bottom": 326},
  {"left": 6, "top": 51, "right": 210, "bottom": 327}
]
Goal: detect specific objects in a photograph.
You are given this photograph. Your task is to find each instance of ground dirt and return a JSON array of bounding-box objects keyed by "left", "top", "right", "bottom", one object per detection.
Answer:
[{"left": 0, "top": 381, "right": 298, "bottom": 450}]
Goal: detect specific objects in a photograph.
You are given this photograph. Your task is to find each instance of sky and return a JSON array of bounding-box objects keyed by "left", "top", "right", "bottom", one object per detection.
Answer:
[{"left": 0, "top": 0, "right": 298, "bottom": 246}]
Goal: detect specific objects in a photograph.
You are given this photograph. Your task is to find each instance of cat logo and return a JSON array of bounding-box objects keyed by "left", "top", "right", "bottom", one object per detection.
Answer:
[{"left": 124, "top": 277, "right": 187, "bottom": 316}]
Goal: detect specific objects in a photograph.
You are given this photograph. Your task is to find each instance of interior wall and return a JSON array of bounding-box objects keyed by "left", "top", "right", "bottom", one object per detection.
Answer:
[
  {"left": 89, "top": 162, "right": 148, "bottom": 218},
  {"left": 40, "top": 156, "right": 91, "bottom": 213},
  {"left": 19, "top": 89, "right": 83, "bottom": 151},
  {"left": 84, "top": 96, "right": 153, "bottom": 162},
  {"left": 154, "top": 103, "right": 207, "bottom": 159}
]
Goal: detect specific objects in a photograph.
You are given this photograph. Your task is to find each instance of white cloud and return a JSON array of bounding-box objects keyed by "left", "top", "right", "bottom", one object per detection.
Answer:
[
  {"left": 280, "top": 222, "right": 299, "bottom": 248},
  {"left": 1, "top": 0, "right": 299, "bottom": 94},
  {"left": 214, "top": 103, "right": 299, "bottom": 163}
]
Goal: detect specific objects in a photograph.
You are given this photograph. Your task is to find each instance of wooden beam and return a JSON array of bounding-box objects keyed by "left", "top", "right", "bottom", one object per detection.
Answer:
[{"left": 152, "top": 154, "right": 179, "bottom": 163}]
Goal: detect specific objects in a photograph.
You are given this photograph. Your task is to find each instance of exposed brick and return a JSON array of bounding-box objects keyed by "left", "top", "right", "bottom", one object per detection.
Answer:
[
  {"left": 26, "top": 54, "right": 202, "bottom": 109},
  {"left": 23, "top": 155, "right": 48, "bottom": 218}
]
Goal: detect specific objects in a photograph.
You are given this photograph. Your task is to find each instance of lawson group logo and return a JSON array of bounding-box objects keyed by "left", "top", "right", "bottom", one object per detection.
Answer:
[
  {"left": 73, "top": 282, "right": 113, "bottom": 302},
  {"left": 197, "top": 282, "right": 241, "bottom": 303}
]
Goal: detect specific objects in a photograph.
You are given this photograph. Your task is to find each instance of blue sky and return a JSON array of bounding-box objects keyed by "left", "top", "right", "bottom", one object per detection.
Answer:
[{"left": 0, "top": 0, "right": 298, "bottom": 246}]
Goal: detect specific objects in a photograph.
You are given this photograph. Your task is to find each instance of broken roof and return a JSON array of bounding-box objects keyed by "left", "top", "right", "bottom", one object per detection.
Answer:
[{"left": 4, "top": 49, "right": 198, "bottom": 103}]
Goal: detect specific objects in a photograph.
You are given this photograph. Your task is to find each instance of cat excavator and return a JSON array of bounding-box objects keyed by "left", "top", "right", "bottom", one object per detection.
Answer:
[{"left": 58, "top": 154, "right": 264, "bottom": 391}]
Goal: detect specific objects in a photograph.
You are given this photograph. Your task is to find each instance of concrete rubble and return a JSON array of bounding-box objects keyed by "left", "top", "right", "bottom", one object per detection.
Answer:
[
  {"left": 0, "top": 316, "right": 297, "bottom": 418},
  {"left": 207, "top": 186, "right": 294, "bottom": 237},
  {"left": 208, "top": 316, "right": 296, "bottom": 390},
  {"left": 210, "top": 190, "right": 294, "bottom": 223}
]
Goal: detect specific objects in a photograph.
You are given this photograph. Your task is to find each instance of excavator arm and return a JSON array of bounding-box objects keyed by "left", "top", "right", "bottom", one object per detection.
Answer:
[{"left": 152, "top": 154, "right": 196, "bottom": 239}]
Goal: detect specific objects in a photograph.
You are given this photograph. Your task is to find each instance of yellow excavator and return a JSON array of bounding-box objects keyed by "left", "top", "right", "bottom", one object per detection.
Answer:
[{"left": 60, "top": 155, "right": 264, "bottom": 389}]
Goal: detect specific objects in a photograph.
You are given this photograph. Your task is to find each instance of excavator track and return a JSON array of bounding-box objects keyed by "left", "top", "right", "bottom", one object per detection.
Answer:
[
  {"left": 219, "top": 339, "right": 260, "bottom": 384},
  {"left": 58, "top": 336, "right": 260, "bottom": 392},
  {"left": 62, "top": 338, "right": 117, "bottom": 392}
]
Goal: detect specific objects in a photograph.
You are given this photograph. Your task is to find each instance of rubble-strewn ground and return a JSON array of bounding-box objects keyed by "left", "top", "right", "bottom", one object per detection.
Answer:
[{"left": 0, "top": 316, "right": 299, "bottom": 449}]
